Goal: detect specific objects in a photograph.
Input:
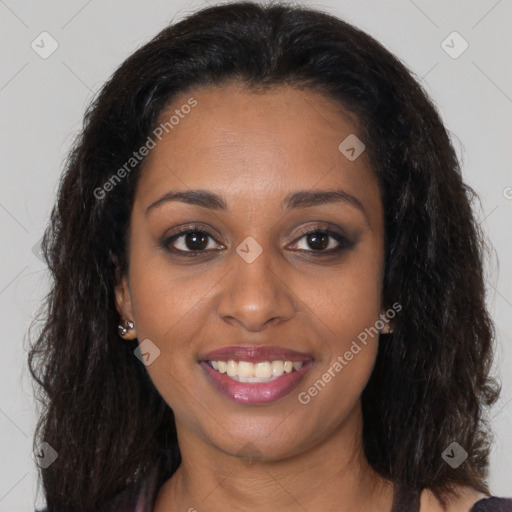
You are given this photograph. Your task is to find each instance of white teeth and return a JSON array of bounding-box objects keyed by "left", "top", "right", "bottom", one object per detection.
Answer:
[
  {"left": 255, "top": 361, "right": 272, "bottom": 379},
  {"left": 271, "top": 360, "right": 284, "bottom": 376},
  {"left": 226, "top": 360, "right": 237, "bottom": 377},
  {"left": 238, "top": 361, "right": 254, "bottom": 378},
  {"left": 207, "top": 359, "right": 305, "bottom": 382}
]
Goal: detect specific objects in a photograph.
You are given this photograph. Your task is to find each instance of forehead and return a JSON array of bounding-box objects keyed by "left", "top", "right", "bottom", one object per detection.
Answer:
[{"left": 134, "top": 83, "right": 380, "bottom": 219}]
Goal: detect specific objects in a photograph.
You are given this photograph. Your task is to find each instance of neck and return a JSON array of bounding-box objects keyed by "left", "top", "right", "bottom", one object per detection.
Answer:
[{"left": 154, "top": 403, "right": 394, "bottom": 512}]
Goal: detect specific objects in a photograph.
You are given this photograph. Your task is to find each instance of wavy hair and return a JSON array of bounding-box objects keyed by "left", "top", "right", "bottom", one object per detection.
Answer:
[{"left": 28, "top": 1, "right": 500, "bottom": 510}]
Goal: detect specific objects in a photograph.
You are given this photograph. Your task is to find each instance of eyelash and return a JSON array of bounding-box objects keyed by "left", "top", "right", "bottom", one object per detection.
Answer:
[{"left": 160, "top": 223, "right": 354, "bottom": 258}]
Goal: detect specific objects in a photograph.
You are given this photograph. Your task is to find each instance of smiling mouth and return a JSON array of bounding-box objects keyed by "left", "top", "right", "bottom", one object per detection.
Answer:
[{"left": 206, "top": 359, "right": 305, "bottom": 383}]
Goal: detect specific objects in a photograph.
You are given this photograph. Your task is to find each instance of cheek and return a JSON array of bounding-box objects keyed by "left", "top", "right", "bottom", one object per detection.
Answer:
[
  {"left": 128, "top": 261, "right": 217, "bottom": 363},
  {"left": 125, "top": 240, "right": 233, "bottom": 409},
  {"left": 126, "top": 262, "right": 207, "bottom": 413},
  {"left": 129, "top": 269, "right": 189, "bottom": 334},
  {"left": 293, "top": 245, "right": 384, "bottom": 402},
  {"left": 126, "top": 223, "right": 215, "bottom": 345},
  {"left": 296, "top": 243, "right": 384, "bottom": 346}
]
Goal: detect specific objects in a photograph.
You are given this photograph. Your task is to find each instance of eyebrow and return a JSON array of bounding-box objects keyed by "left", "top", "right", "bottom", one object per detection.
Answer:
[{"left": 145, "top": 188, "right": 369, "bottom": 222}]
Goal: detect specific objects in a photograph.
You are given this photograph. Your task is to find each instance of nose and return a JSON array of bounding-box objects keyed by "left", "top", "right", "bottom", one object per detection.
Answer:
[{"left": 217, "top": 245, "right": 296, "bottom": 332}]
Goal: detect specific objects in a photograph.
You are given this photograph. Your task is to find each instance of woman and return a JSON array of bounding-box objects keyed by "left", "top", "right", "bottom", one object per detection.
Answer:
[{"left": 29, "top": 1, "right": 512, "bottom": 511}]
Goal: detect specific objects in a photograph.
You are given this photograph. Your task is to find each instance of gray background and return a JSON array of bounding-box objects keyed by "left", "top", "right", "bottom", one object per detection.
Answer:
[{"left": 0, "top": 0, "right": 510, "bottom": 510}]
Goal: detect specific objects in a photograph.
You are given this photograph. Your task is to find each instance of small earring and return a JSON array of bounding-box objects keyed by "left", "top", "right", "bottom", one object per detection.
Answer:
[
  {"left": 378, "top": 322, "right": 394, "bottom": 335},
  {"left": 118, "top": 320, "right": 135, "bottom": 337}
]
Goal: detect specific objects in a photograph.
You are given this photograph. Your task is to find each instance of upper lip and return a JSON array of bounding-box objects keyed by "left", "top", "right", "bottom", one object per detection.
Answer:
[{"left": 199, "top": 345, "right": 314, "bottom": 363}]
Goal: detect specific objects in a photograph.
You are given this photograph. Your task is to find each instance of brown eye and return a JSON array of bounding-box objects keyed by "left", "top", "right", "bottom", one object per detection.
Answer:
[
  {"left": 306, "top": 231, "right": 329, "bottom": 251},
  {"left": 289, "top": 228, "right": 354, "bottom": 254},
  {"left": 181, "top": 231, "right": 209, "bottom": 251},
  {"left": 161, "top": 226, "right": 223, "bottom": 255}
]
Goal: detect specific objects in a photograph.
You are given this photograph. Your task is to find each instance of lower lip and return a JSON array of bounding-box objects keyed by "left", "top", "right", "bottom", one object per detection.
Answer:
[{"left": 199, "top": 361, "right": 313, "bottom": 404}]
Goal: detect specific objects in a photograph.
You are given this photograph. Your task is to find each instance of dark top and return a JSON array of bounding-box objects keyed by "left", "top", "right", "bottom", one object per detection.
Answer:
[
  {"left": 389, "top": 486, "right": 512, "bottom": 512},
  {"left": 36, "top": 465, "right": 512, "bottom": 511}
]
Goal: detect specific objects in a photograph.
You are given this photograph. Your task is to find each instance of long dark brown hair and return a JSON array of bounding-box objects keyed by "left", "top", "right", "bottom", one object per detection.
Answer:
[{"left": 28, "top": 1, "right": 500, "bottom": 510}]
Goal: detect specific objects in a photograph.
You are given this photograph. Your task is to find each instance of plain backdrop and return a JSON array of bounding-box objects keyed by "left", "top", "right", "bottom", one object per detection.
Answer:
[{"left": 0, "top": 0, "right": 510, "bottom": 510}]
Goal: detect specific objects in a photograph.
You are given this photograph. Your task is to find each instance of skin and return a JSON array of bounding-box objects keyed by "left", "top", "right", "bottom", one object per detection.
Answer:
[{"left": 115, "top": 83, "right": 486, "bottom": 512}]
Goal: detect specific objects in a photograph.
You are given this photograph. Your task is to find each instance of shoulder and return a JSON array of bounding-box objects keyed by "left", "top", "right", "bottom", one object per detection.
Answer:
[
  {"left": 420, "top": 486, "right": 512, "bottom": 512},
  {"left": 469, "top": 497, "right": 512, "bottom": 512}
]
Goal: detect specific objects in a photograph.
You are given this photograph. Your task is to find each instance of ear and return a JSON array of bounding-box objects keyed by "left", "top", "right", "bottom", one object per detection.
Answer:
[{"left": 114, "top": 276, "right": 137, "bottom": 340}]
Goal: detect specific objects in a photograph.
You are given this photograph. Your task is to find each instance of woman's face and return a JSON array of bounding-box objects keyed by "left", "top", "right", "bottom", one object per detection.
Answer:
[{"left": 115, "top": 83, "right": 386, "bottom": 461}]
